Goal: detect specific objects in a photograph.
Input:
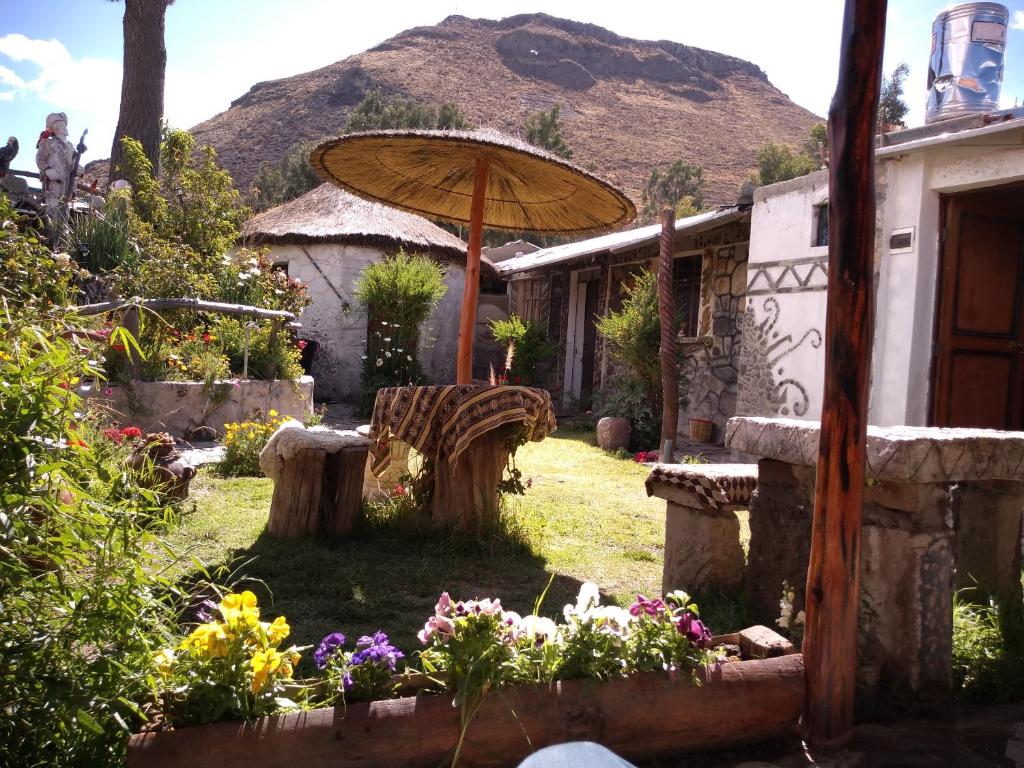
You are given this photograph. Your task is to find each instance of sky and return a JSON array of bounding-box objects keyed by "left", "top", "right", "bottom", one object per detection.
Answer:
[{"left": 2, "top": 0, "right": 1023, "bottom": 169}]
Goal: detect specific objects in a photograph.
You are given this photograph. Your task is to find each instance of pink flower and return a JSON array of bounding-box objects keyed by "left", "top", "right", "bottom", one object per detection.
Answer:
[
  {"left": 435, "top": 592, "right": 452, "bottom": 616},
  {"left": 103, "top": 387, "right": 114, "bottom": 397},
  {"left": 417, "top": 614, "right": 455, "bottom": 645}
]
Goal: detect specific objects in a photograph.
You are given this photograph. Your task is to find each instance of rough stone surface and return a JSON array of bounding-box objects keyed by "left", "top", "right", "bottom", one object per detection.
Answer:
[
  {"left": 738, "top": 625, "right": 797, "bottom": 659},
  {"left": 596, "top": 416, "right": 631, "bottom": 451},
  {"left": 744, "top": 459, "right": 816, "bottom": 625},
  {"left": 361, "top": 436, "right": 410, "bottom": 502},
  {"left": 662, "top": 500, "right": 745, "bottom": 594},
  {"left": 726, "top": 416, "right": 1024, "bottom": 482},
  {"left": 954, "top": 481, "right": 1024, "bottom": 626},
  {"left": 83, "top": 377, "right": 314, "bottom": 438}
]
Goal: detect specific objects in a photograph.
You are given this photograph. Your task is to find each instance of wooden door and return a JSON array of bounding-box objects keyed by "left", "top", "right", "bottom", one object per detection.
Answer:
[
  {"left": 932, "top": 186, "right": 1024, "bottom": 430},
  {"left": 578, "top": 275, "right": 602, "bottom": 404}
]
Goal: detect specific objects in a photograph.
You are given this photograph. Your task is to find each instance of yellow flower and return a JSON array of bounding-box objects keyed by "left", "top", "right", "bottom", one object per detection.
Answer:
[
  {"left": 219, "top": 590, "right": 260, "bottom": 627},
  {"left": 153, "top": 648, "right": 176, "bottom": 676},
  {"left": 250, "top": 648, "right": 283, "bottom": 693},
  {"left": 182, "top": 622, "right": 229, "bottom": 658},
  {"left": 266, "top": 615, "right": 290, "bottom": 645},
  {"left": 268, "top": 409, "right": 279, "bottom": 418}
]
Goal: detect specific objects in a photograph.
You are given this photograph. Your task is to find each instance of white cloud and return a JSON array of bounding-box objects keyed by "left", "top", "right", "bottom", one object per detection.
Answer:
[
  {"left": 1012, "top": 11, "right": 1024, "bottom": 30},
  {"left": 0, "top": 33, "right": 121, "bottom": 159}
]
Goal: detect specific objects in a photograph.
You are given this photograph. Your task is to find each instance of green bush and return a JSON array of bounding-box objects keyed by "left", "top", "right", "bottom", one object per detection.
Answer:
[
  {"left": 221, "top": 411, "right": 288, "bottom": 477},
  {"left": 953, "top": 597, "right": 1024, "bottom": 703},
  {"left": 61, "top": 191, "right": 139, "bottom": 274},
  {"left": 354, "top": 250, "right": 448, "bottom": 411},
  {"left": 595, "top": 271, "right": 661, "bottom": 400},
  {"left": 0, "top": 208, "right": 186, "bottom": 765},
  {"left": 489, "top": 314, "right": 556, "bottom": 386}
]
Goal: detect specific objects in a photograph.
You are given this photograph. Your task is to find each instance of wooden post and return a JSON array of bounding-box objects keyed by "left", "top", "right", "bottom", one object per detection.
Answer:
[
  {"left": 658, "top": 207, "right": 678, "bottom": 460},
  {"left": 802, "top": 0, "right": 887, "bottom": 748},
  {"left": 456, "top": 156, "right": 490, "bottom": 385},
  {"left": 122, "top": 305, "right": 142, "bottom": 379}
]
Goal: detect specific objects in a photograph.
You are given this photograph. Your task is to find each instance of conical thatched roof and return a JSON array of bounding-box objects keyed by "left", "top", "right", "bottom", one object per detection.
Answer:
[
  {"left": 310, "top": 128, "right": 637, "bottom": 234},
  {"left": 240, "top": 183, "right": 470, "bottom": 259}
]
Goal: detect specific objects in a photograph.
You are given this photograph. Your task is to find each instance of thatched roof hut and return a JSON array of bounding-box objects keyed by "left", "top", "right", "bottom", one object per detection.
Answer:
[{"left": 240, "top": 183, "right": 469, "bottom": 258}]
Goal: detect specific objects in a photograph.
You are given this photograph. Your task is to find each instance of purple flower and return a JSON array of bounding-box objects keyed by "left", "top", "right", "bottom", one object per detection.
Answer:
[
  {"left": 314, "top": 631, "right": 347, "bottom": 669},
  {"left": 676, "top": 611, "right": 712, "bottom": 648},
  {"left": 350, "top": 631, "right": 404, "bottom": 670},
  {"left": 628, "top": 594, "right": 665, "bottom": 617},
  {"left": 195, "top": 598, "right": 218, "bottom": 623},
  {"left": 342, "top": 672, "right": 354, "bottom": 691}
]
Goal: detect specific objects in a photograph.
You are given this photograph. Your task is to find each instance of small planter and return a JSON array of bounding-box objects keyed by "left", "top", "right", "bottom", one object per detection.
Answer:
[
  {"left": 128, "top": 642, "right": 803, "bottom": 768},
  {"left": 595, "top": 416, "right": 631, "bottom": 451},
  {"left": 688, "top": 417, "right": 714, "bottom": 443}
]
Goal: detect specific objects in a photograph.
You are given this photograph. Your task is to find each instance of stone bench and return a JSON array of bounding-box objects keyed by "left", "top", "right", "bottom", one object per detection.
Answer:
[
  {"left": 726, "top": 416, "right": 1024, "bottom": 705},
  {"left": 645, "top": 463, "right": 758, "bottom": 594}
]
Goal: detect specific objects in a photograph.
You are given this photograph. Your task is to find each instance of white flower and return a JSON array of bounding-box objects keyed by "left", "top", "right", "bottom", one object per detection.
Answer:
[
  {"left": 396, "top": 348, "right": 403, "bottom": 353},
  {"left": 795, "top": 610, "right": 805, "bottom": 626},
  {"left": 376, "top": 358, "right": 384, "bottom": 367},
  {"left": 407, "top": 355, "right": 413, "bottom": 361},
  {"left": 564, "top": 581, "right": 601, "bottom": 621},
  {"left": 518, "top": 614, "right": 558, "bottom": 644},
  {"left": 380, "top": 321, "right": 388, "bottom": 326},
  {"left": 248, "top": 257, "right": 259, "bottom": 266},
  {"left": 361, "top": 355, "right": 368, "bottom": 360},
  {"left": 383, "top": 337, "right": 391, "bottom": 342}
]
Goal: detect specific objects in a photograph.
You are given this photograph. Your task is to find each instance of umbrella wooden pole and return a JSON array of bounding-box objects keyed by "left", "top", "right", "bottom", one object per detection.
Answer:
[
  {"left": 456, "top": 156, "right": 490, "bottom": 385},
  {"left": 802, "top": 0, "right": 886, "bottom": 748}
]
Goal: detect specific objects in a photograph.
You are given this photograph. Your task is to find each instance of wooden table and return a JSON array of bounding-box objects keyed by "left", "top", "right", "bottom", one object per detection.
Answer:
[{"left": 368, "top": 385, "right": 556, "bottom": 530}]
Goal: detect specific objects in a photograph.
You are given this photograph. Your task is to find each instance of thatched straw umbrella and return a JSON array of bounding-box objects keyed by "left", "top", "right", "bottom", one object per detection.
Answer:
[{"left": 310, "top": 128, "right": 636, "bottom": 383}]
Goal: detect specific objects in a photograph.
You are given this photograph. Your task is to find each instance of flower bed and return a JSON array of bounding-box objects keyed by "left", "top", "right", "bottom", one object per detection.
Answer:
[
  {"left": 128, "top": 586, "right": 803, "bottom": 767},
  {"left": 81, "top": 376, "right": 313, "bottom": 439}
]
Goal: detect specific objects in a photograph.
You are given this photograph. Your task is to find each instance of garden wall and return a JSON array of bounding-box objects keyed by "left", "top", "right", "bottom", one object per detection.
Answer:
[{"left": 83, "top": 376, "right": 313, "bottom": 438}]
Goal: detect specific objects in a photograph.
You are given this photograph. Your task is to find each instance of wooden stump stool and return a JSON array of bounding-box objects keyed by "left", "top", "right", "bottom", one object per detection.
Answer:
[
  {"left": 261, "top": 426, "right": 369, "bottom": 539},
  {"left": 431, "top": 425, "right": 516, "bottom": 530}
]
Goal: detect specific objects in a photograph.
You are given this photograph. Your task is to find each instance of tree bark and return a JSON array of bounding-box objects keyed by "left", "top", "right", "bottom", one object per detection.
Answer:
[
  {"left": 109, "top": 0, "right": 172, "bottom": 183},
  {"left": 801, "top": 0, "right": 887, "bottom": 748},
  {"left": 658, "top": 207, "right": 678, "bottom": 458}
]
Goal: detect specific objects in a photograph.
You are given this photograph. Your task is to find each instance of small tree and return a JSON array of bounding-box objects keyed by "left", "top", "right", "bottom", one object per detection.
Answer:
[
  {"left": 345, "top": 89, "right": 470, "bottom": 133},
  {"left": 251, "top": 139, "right": 323, "bottom": 211},
  {"left": 523, "top": 104, "right": 573, "bottom": 160},
  {"left": 489, "top": 315, "right": 555, "bottom": 386},
  {"left": 878, "top": 62, "right": 910, "bottom": 129},
  {"left": 641, "top": 161, "right": 705, "bottom": 222},
  {"left": 354, "top": 250, "right": 448, "bottom": 411}
]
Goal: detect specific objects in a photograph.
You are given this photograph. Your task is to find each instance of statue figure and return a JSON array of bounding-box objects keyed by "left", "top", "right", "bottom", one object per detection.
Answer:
[{"left": 35, "top": 112, "right": 76, "bottom": 215}]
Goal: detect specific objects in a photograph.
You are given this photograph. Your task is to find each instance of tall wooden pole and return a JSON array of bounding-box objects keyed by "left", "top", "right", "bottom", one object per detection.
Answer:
[
  {"left": 658, "top": 207, "right": 678, "bottom": 461},
  {"left": 456, "top": 156, "right": 490, "bottom": 385},
  {"left": 802, "top": 0, "right": 887, "bottom": 748}
]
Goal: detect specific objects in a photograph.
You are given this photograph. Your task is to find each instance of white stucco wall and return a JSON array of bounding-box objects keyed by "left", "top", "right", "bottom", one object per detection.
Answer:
[
  {"left": 268, "top": 243, "right": 464, "bottom": 400},
  {"left": 737, "top": 124, "right": 1024, "bottom": 427},
  {"left": 736, "top": 170, "right": 829, "bottom": 422}
]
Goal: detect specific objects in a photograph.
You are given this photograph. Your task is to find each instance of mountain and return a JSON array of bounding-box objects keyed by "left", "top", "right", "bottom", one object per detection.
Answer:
[{"left": 180, "top": 14, "right": 822, "bottom": 208}]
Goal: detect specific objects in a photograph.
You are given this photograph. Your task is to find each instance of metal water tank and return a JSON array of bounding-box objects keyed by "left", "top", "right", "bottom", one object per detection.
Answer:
[{"left": 925, "top": 2, "right": 1009, "bottom": 123}]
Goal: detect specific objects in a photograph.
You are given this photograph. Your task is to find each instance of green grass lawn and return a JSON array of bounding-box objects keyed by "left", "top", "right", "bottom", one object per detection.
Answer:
[{"left": 164, "top": 428, "right": 748, "bottom": 673}]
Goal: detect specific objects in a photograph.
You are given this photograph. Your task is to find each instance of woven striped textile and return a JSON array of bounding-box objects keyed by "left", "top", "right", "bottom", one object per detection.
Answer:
[
  {"left": 644, "top": 463, "right": 758, "bottom": 510},
  {"left": 369, "top": 385, "right": 556, "bottom": 477}
]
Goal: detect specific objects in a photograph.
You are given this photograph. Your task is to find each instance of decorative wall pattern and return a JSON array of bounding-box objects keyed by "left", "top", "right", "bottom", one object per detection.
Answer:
[
  {"left": 736, "top": 298, "right": 823, "bottom": 418},
  {"left": 746, "top": 257, "right": 828, "bottom": 296}
]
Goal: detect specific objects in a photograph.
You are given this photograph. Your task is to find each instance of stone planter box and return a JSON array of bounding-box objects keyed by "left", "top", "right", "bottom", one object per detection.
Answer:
[
  {"left": 127, "top": 641, "right": 803, "bottom": 768},
  {"left": 81, "top": 376, "right": 314, "bottom": 439}
]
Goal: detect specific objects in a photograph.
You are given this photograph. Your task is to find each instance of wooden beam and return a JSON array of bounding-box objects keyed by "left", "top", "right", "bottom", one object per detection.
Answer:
[
  {"left": 74, "top": 297, "right": 296, "bottom": 321},
  {"left": 658, "top": 207, "right": 678, "bottom": 459},
  {"left": 456, "top": 156, "right": 490, "bottom": 385},
  {"left": 802, "top": 0, "right": 887, "bottom": 747}
]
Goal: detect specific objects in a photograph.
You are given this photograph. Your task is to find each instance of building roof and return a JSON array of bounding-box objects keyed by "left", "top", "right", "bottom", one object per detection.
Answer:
[
  {"left": 481, "top": 239, "right": 542, "bottom": 263},
  {"left": 239, "top": 183, "right": 469, "bottom": 259},
  {"left": 495, "top": 207, "right": 750, "bottom": 277}
]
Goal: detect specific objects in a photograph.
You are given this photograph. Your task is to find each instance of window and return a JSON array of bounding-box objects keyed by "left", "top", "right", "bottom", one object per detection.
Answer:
[
  {"left": 813, "top": 203, "right": 829, "bottom": 247},
  {"left": 673, "top": 255, "right": 702, "bottom": 336}
]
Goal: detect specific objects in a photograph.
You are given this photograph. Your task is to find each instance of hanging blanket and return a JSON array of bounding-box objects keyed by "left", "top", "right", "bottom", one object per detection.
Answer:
[
  {"left": 644, "top": 463, "right": 758, "bottom": 510},
  {"left": 369, "top": 385, "right": 556, "bottom": 477}
]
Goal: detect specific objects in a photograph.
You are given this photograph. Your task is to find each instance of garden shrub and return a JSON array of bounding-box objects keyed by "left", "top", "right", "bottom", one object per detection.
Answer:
[
  {"left": 952, "top": 597, "right": 1024, "bottom": 703},
  {"left": 0, "top": 205, "right": 187, "bottom": 766},
  {"left": 61, "top": 191, "right": 139, "bottom": 275},
  {"left": 354, "top": 250, "right": 448, "bottom": 412},
  {"left": 220, "top": 410, "right": 288, "bottom": 477},
  {"left": 489, "top": 314, "right": 556, "bottom": 386}
]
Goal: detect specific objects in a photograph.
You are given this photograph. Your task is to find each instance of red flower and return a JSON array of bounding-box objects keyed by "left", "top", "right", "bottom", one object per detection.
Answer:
[
  {"left": 202, "top": 332, "right": 213, "bottom": 345},
  {"left": 112, "top": 343, "right": 126, "bottom": 353},
  {"left": 393, "top": 484, "right": 407, "bottom": 497},
  {"left": 296, "top": 340, "right": 307, "bottom": 350},
  {"left": 102, "top": 427, "right": 123, "bottom": 444},
  {"left": 69, "top": 438, "right": 89, "bottom": 449},
  {"left": 120, "top": 426, "right": 142, "bottom": 440}
]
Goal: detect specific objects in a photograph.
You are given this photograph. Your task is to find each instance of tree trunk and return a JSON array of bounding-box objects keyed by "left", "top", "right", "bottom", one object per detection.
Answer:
[
  {"left": 109, "top": 0, "right": 171, "bottom": 183},
  {"left": 801, "top": 0, "right": 886, "bottom": 748},
  {"left": 658, "top": 207, "right": 678, "bottom": 459}
]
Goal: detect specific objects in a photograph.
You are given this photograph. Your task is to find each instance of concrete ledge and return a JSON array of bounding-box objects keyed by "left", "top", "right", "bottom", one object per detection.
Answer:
[
  {"left": 81, "top": 376, "right": 314, "bottom": 438},
  {"left": 726, "top": 416, "right": 1024, "bottom": 482}
]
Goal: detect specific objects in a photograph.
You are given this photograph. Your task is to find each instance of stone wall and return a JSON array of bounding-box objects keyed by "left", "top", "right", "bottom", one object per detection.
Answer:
[
  {"left": 679, "top": 242, "right": 748, "bottom": 442},
  {"left": 84, "top": 376, "right": 314, "bottom": 438}
]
